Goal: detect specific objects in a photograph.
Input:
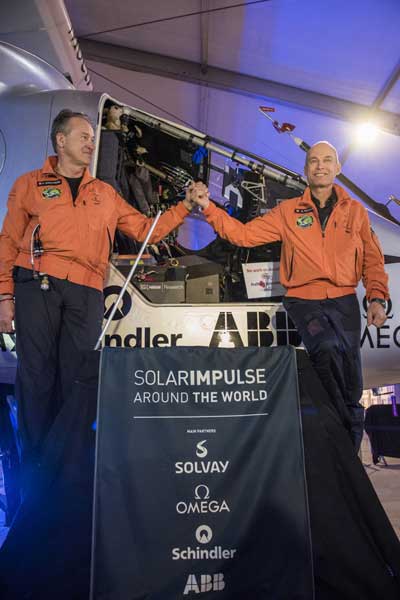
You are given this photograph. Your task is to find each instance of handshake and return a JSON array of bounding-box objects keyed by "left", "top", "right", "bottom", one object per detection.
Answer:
[{"left": 182, "top": 181, "right": 210, "bottom": 212}]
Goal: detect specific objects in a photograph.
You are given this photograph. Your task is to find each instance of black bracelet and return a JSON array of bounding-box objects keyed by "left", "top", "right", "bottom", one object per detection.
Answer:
[{"left": 369, "top": 298, "right": 386, "bottom": 309}]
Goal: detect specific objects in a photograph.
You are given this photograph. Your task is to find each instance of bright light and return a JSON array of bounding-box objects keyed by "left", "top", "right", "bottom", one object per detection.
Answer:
[
  {"left": 354, "top": 122, "right": 380, "bottom": 145},
  {"left": 218, "top": 331, "right": 235, "bottom": 348}
]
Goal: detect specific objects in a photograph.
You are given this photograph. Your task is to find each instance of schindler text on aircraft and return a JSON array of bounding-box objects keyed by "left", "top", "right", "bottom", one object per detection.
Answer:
[{"left": 131, "top": 368, "right": 269, "bottom": 404}]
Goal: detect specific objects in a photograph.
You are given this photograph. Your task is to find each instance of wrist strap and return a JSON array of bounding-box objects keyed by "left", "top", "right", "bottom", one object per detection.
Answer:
[{"left": 369, "top": 298, "right": 386, "bottom": 308}]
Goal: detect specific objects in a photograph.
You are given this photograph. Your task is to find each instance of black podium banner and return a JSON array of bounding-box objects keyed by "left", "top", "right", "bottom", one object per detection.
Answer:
[{"left": 91, "top": 346, "right": 314, "bottom": 599}]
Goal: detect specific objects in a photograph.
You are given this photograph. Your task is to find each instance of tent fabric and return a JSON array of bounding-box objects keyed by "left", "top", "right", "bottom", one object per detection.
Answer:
[{"left": 64, "top": 0, "right": 400, "bottom": 225}]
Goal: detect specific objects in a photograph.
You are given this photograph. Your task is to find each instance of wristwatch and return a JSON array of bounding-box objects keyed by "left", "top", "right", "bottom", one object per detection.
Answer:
[{"left": 369, "top": 298, "right": 387, "bottom": 309}]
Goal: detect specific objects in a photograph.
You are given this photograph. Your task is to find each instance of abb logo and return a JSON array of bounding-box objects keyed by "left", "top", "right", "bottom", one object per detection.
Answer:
[
  {"left": 209, "top": 311, "right": 302, "bottom": 348},
  {"left": 183, "top": 573, "right": 225, "bottom": 595}
]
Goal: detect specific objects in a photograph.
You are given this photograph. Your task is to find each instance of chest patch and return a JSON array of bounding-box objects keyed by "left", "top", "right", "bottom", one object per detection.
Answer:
[
  {"left": 296, "top": 215, "right": 314, "bottom": 228},
  {"left": 42, "top": 187, "right": 62, "bottom": 199},
  {"left": 294, "top": 208, "right": 313, "bottom": 214},
  {"left": 37, "top": 179, "right": 62, "bottom": 187}
]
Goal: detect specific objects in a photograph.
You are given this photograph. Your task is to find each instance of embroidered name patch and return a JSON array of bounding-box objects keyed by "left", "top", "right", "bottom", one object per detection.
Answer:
[
  {"left": 37, "top": 179, "right": 62, "bottom": 187},
  {"left": 296, "top": 215, "right": 313, "bottom": 228},
  {"left": 294, "top": 208, "right": 313, "bottom": 214},
  {"left": 42, "top": 188, "right": 62, "bottom": 199}
]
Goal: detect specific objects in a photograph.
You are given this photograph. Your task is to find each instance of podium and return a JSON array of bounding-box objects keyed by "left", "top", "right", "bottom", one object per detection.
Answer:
[
  {"left": 91, "top": 346, "right": 314, "bottom": 599},
  {"left": 1, "top": 349, "right": 400, "bottom": 599}
]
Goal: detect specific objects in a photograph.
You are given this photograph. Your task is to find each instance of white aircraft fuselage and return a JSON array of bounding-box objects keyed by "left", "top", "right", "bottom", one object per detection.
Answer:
[{"left": 0, "top": 39, "right": 398, "bottom": 390}]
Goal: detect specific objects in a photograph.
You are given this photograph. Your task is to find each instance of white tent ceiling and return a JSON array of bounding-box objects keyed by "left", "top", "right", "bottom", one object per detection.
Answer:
[
  {"left": 1, "top": 0, "right": 398, "bottom": 223},
  {"left": 64, "top": 0, "right": 400, "bottom": 224},
  {"left": 71, "top": 0, "right": 400, "bottom": 108}
]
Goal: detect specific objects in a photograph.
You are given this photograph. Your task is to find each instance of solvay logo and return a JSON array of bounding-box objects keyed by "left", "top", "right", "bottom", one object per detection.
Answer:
[
  {"left": 175, "top": 459, "right": 229, "bottom": 475},
  {"left": 175, "top": 438, "right": 229, "bottom": 475},
  {"left": 196, "top": 525, "right": 213, "bottom": 545},
  {"left": 196, "top": 440, "right": 208, "bottom": 458},
  {"left": 183, "top": 573, "right": 226, "bottom": 595}
]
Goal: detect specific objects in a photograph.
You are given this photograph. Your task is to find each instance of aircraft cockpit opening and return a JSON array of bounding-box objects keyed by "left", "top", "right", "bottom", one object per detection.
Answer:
[{"left": 95, "top": 97, "right": 308, "bottom": 307}]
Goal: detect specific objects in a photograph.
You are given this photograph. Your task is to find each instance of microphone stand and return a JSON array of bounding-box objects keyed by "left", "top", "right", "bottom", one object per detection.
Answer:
[{"left": 94, "top": 211, "right": 162, "bottom": 350}]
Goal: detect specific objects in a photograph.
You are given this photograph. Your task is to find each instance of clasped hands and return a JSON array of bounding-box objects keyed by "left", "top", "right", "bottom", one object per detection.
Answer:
[{"left": 183, "top": 181, "right": 210, "bottom": 211}]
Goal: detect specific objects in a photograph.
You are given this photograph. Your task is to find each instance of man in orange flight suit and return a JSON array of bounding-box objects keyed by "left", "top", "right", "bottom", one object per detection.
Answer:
[
  {"left": 189, "top": 142, "right": 389, "bottom": 451},
  {"left": 0, "top": 109, "right": 193, "bottom": 488}
]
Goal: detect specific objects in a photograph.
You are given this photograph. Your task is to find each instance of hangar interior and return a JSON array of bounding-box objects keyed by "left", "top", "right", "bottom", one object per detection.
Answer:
[
  {"left": 1, "top": 0, "right": 400, "bottom": 307},
  {"left": 0, "top": 0, "right": 399, "bottom": 566}
]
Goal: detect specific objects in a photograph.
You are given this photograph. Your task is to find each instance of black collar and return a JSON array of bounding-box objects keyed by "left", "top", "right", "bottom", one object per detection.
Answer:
[{"left": 311, "top": 187, "right": 337, "bottom": 209}]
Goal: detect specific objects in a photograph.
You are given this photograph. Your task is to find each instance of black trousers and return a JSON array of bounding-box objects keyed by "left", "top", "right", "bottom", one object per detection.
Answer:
[
  {"left": 13, "top": 268, "right": 103, "bottom": 488},
  {"left": 283, "top": 294, "right": 364, "bottom": 451}
]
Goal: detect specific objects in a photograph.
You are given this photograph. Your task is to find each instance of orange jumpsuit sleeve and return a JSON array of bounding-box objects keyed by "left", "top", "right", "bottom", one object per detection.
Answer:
[
  {"left": 360, "top": 208, "right": 389, "bottom": 300},
  {"left": 0, "top": 176, "right": 31, "bottom": 295},
  {"left": 202, "top": 201, "right": 283, "bottom": 247},
  {"left": 114, "top": 192, "right": 189, "bottom": 242}
]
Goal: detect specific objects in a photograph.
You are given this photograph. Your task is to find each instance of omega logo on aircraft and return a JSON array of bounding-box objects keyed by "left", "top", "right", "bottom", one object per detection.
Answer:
[{"left": 361, "top": 296, "right": 400, "bottom": 349}]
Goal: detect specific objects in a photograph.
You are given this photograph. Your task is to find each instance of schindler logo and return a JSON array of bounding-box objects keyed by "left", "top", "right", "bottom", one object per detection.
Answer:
[
  {"left": 172, "top": 524, "right": 236, "bottom": 563},
  {"left": 183, "top": 573, "right": 226, "bottom": 595},
  {"left": 103, "top": 286, "right": 132, "bottom": 320},
  {"left": 196, "top": 525, "right": 213, "bottom": 544},
  {"left": 173, "top": 544, "right": 235, "bottom": 561}
]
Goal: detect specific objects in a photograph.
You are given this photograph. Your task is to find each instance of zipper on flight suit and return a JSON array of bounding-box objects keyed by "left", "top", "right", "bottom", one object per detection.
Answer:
[
  {"left": 321, "top": 215, "right": 328, "bottom": 237},
  {"left": 319, "top": 205, "right": 337, "bottom": 238}
]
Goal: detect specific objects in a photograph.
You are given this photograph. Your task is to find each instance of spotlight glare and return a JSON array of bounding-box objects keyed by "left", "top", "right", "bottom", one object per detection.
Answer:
[{"left": 355, "top": 122, "right": 379, "bottom": 145}]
